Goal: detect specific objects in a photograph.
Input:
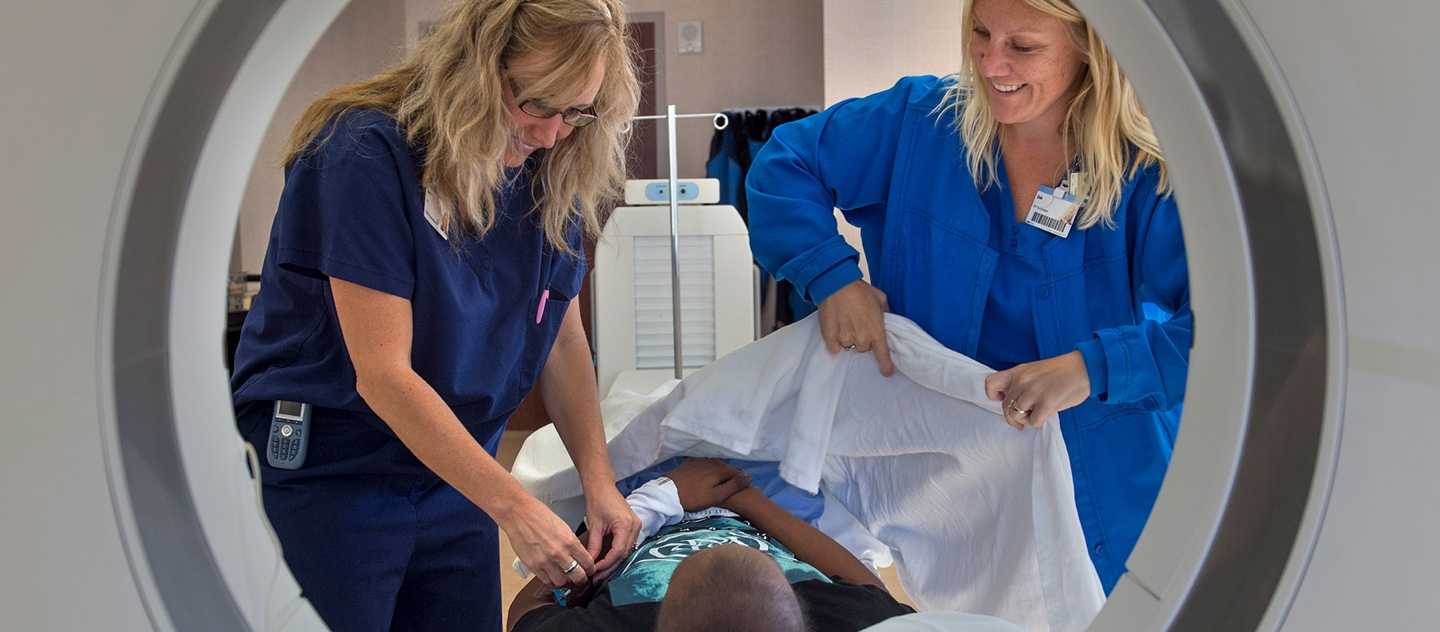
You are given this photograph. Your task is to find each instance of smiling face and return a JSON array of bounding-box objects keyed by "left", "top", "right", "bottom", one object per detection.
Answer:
[
  {"left": 500, "top": 52, "right": 606, "bottom": 167},
  {"left": 968, "top": 0, "right": 1087, "bottom": 136}
]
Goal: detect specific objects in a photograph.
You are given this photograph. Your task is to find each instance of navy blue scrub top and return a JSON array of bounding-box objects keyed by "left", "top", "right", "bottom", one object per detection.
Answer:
[{"left": 232, "top": 109, "right": 586, "bottom": 444}]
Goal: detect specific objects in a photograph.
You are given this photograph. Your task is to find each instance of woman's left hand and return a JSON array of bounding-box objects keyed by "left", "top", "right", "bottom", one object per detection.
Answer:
[
  {"left": 984, "top": 351, "right": 1092, "bottom": 430},
  {"left": 582, "top": 487, "right": 641, "bottom": 581}
]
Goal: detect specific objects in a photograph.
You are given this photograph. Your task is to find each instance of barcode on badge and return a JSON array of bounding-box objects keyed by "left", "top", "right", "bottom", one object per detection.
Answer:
[{"left": 1028, "top": 211, "right": 1068, "bottom": 232}]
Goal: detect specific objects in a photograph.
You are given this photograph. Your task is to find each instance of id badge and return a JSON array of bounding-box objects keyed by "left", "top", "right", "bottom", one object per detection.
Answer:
[
  {"left": 423, "top": 191, "right": 449, "bottom": 241},
  {"left": 1025, "top": 184, "right": 1078, "bottom": 238}
]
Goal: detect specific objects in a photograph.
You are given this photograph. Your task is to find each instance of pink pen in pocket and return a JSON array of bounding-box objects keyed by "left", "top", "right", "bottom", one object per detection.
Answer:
[{"left": 535, "top": 289, "right": 550, "bottom": 324}]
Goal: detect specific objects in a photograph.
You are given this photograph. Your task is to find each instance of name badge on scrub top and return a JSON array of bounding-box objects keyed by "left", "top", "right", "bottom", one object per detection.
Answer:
[
  {"left": 423, "top": 191, "right": 449, "bottom": 241},
  {"left": 1026, "top": 183, "right": 1079, "bottom": 238}
]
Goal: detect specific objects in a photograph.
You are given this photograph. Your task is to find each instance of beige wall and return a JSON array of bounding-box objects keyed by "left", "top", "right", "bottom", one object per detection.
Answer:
[
  {"left": 233, "top": 1, "right": 405, "bottom": 274},
  {"left": 406, "top": 0, "right": 450, "bottom": 48},
  {"left": 821, "top": 0, "right": 964, "bottom": 279},
  {"left": 822, "top": 0, "right": 963, "bottom": 105}
]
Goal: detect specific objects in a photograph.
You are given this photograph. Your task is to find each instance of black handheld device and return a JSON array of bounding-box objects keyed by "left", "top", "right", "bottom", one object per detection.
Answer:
[{"left": 267, "top": 400, "right": 311, "bottom": 470}]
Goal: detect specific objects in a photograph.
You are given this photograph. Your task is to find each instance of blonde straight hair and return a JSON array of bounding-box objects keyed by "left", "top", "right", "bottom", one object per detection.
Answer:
[
  {"left": 942, "top": 0, "right": 1169, "bottom": 229},
  {"left": 283, "top": 0, "right": 639, "bottom": 251}
]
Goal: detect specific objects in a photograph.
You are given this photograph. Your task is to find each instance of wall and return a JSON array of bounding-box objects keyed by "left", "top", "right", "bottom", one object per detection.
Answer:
[
  {"left": 406, "top": 0, "right": 450, "bottom": 48},
  {"left": 822, "top": 0, "right": 963, "bottom": 105},
  {"left": 233, "top": 1, "right": 406, "bottom": 274},
  {"left": 820, "top": 0, "right": 964, "bottom": 279}
]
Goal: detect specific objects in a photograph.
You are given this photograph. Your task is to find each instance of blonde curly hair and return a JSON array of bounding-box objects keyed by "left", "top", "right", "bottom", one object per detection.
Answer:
[{"left": 284, "top": 0, "right": 640, "bottom": 250}]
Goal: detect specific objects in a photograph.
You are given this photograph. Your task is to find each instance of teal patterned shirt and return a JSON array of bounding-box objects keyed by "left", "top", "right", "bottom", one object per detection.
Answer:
[{"left": 606, "top": 516, "right": 831, "bottom": 606}]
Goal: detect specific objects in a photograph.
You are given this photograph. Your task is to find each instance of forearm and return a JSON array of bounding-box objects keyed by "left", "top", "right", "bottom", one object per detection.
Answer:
[
  {"left": 358, "top": 367, "right": 529, "bottom": 519},
  {"left": 539, "top": 304, "right": 616, "bottom": 491},
  {"left": 724, "top": 489, "right": 882, "bottom": 587}
]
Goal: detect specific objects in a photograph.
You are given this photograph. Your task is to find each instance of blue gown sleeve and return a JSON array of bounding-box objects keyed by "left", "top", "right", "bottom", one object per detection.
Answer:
[
  {"left": 746, "top": 77, "right": 925, "bottom": 305},
  {"left": 1075, "top": 179, "right": 1193, "bottom": 411},
  {"left": 272, "top": 115, "right": 416, "bottom": 299}
]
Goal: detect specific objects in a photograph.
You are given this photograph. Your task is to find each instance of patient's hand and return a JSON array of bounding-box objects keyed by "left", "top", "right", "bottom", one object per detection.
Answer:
[{"left": 668, "top": 459, "right": 753, "bottom": 511}]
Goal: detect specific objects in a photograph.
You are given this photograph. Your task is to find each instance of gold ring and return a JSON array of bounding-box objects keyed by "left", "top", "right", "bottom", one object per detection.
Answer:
[{"left": 1008, "top": 400, "right": 1030, "bottom": 416}]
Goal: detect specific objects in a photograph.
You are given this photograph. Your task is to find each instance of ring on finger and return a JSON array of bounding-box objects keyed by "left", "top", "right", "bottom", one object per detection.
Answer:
[
  {"left": 842, "top": 343, "right": 857, "bottom": 351},
  {"left": 561, "top": 559, "right": 580, "bottom": 574},
  {"left": 1007, "top": 400, "right": 1031, "bottom": 416}
]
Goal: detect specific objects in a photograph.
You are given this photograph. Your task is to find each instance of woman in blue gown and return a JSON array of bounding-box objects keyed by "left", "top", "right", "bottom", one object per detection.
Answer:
[{"left": 746, "top": 0, "right": 1191, "bottom": 593}]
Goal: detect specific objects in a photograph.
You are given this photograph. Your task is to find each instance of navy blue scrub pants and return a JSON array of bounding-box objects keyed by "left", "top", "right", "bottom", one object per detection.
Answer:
[{"left": 239, "top": 403, "right": 504, "bottom": 632}]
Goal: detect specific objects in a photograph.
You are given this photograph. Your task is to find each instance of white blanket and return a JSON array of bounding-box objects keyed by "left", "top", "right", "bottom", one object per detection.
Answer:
[{"left": 511, "top": 314, "right": 1104, "bottom": 631}]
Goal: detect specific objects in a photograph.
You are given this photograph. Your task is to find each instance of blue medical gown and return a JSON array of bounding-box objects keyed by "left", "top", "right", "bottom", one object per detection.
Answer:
[{"left": 745, "top": 76, "right": 1191, "bottom": 592}]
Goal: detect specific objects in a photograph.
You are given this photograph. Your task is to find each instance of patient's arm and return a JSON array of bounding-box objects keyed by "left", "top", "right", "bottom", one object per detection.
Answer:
[
  {"left": 669, "top": 458, "right": 752, "bottom": 511},
  {"left": 722, "top": 487, "right": 886, "bottom": 589}
]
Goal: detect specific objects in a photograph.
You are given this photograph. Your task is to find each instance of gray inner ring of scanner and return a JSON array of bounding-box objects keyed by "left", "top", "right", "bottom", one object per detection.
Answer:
[
  {"left": 1133, "top": 0, "right": 1337, "bottom": 628},
  {"left": 99, "top": 0, "right": 1340, "bottom": 629}
]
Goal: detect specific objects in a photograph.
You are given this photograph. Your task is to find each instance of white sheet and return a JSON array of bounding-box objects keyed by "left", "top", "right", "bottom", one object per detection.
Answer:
[
  {"left": 511, "top": 314, "right": 1104, "bottom": 631},
  {"left": 861, "top": 612, "right": 1026, "bottom": 632}
]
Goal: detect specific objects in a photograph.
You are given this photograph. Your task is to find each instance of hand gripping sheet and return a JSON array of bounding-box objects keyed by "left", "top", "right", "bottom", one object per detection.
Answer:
[{"left": 511, "top": 314, "right": 1104, "bottom": 631}]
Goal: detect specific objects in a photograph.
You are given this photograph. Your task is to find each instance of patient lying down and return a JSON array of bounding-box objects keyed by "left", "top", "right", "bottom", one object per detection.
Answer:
[{"left": 507, "top": 459, "right": 915, "bottom": 632}]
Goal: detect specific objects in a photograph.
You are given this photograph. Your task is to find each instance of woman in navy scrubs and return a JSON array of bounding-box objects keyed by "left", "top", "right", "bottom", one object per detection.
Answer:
[
  {"left": 747, "top": 0, "right": 1190, "bottom": 592},
  {"left": 229, "top": 1, "right": 641, "bottom": 629}
]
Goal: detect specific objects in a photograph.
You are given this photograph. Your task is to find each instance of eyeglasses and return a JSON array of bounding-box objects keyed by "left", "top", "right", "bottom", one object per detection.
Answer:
[{"left": 507, "top": 76, "right": 600, "bottom": 128}]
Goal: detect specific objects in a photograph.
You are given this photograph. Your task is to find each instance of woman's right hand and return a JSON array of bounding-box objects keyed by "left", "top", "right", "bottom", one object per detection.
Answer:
[
  {"left": 818, "top": 280, "right": 896, "bottom": 376},
  {"left": 499, "top": 496, "right": 597, "bottom": 588}
]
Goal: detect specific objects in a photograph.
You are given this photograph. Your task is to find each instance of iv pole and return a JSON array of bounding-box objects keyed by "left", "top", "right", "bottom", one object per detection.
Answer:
[{"left": 630, "top": 105, "right": 729, "bottom": 379}]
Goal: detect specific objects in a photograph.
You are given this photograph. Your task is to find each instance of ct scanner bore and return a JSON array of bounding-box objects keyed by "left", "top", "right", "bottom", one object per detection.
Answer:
[
  {"left": 5, "top": 0, "right": 1437, "bottom": 630},
  {"left": 105, "top": 0, "right": 1339, "bottom": 628}
]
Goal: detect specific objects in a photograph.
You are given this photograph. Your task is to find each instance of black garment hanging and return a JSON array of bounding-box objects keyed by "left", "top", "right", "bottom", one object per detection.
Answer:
[
  {"left": 705, "top": 107, "right": 820, "bottom": 334},
  {"left": 707, "top": 107, "right": 819, "bottom": 222}
]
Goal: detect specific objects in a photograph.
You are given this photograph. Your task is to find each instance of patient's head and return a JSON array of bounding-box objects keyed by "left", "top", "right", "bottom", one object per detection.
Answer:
[{"left": 656, "top": 544, "right": 807, "bottom": 632}]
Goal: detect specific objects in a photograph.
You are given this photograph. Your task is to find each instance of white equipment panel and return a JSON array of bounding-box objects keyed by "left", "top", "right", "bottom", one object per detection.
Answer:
[{"left": 592, "top": 204, "right": 756, "bottom": 397}]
